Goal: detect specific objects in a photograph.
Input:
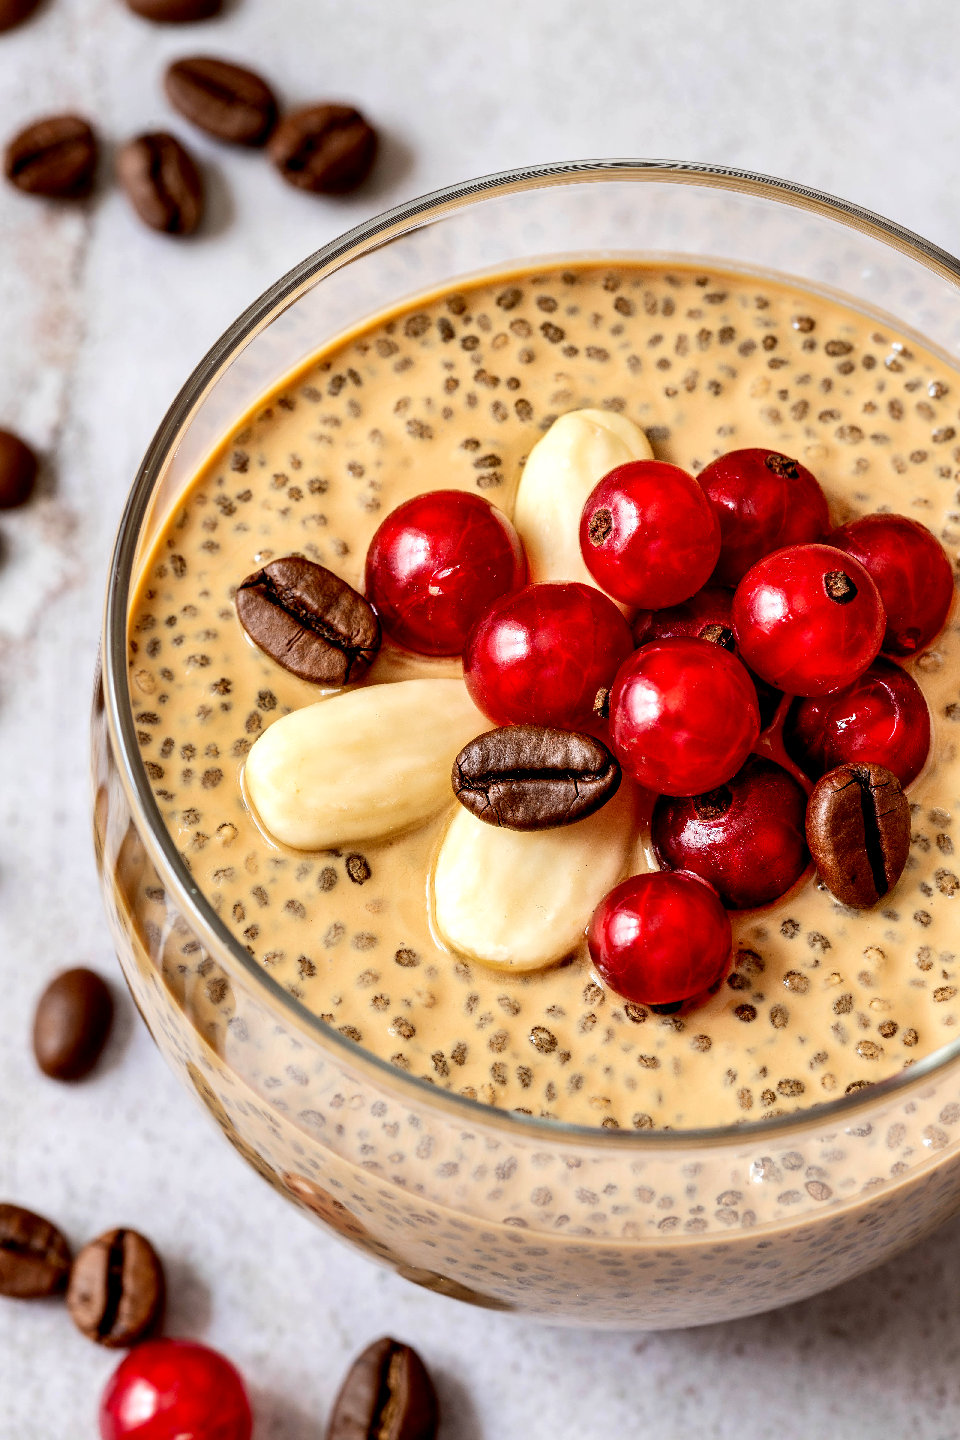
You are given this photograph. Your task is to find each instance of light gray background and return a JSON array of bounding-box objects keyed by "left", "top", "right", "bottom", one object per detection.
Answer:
[{"left": 2, "top": 1, "right": 960, "bottom": 1435}]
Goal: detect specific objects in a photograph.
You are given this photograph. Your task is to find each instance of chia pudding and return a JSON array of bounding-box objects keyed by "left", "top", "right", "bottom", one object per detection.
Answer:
[{"left": 125, "top": 261, "right": 960, "bottom": 1133}]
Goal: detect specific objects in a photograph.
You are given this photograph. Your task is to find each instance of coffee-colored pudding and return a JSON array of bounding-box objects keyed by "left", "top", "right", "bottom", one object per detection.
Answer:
[{"left": 126, "top": 262, "right": 960, "bottom": 1131}]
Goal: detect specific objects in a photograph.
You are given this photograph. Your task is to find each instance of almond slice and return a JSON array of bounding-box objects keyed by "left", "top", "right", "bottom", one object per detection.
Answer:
[
  {"left": 245, "top": 678, "right": 484, "bottom": 849},
  {"left": 431, "top": 783, "right": 635, "bottom": 970},
  {"left": 513, "top": 408, "right": 653, "bottom": 588}
]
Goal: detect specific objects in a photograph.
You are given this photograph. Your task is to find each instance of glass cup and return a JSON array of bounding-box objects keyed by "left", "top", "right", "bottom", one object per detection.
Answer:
[{"left": 93, "top": 159, "right": 960, "bottom": 1330}]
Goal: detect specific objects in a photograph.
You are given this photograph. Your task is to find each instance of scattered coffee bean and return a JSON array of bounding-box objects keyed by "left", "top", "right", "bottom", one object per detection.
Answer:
[
  {"left": 4, "top": 115, "right": 98, "bottom": 198},
  {"left": 453, "top": 725, "right": 621, "bottom": 830},
  {"left": 806, "top": 761, "right": 910, "bottom": 908},
  {"left": 67, "top": 1228, "right": 165, "bottom": 1347},
  {"left": 236, "top": 556, "right": 380, "bottom": 686},
  {"left": 0, "top": 428, "right": 37, "bottom": 508},
  {"left": 33, "top": 968, "right": 114, "bottom": 1081},
  {"left": 0, "top": 0, "right": 41, "bottom": 32},
  {"left": 268, "top": 104, "right": 377, "bottom": 194},
  {"left": 325, "top": 1336, "right": 438, "bottom": 1440},
  {"left": 116, "top": 132, "right": 204, "bottom": 235},
  {"left": 0, "top": 1203, "right": 71, "bottom": 1299},
  {"left": 165, "top": 56, "right": 278, "bottom": 146},
  {"left": 126, "top": 0, "right": 222, "bottom": 19}
]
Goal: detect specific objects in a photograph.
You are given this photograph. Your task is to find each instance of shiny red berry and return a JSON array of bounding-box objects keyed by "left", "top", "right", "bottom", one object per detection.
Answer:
[
  {"left": 588, "top": 871, "right": 732, "bottom": 1006},
  {"left": 632, "top": 585, "right": 782, "bottom": 729},
  {"left": 99, "top": 1339, "right": 252, "bottom": 1440},
  {"left": 698, "top": 447, "right": 830, "bottom": 586},
  {"left": 829, "top": 512, "right": 954, "bottom": 656},
  {"left": 733, "top": 543, "right": 884, "bottom": 696},
  {"left": 579, "top": 460, "right": 720, "bottom": 609},
  {"left": 632, "top": 584, "right": 736, "bottom": 650},
  {"left": 463, "top": 581, "right": 633, "bottom": 727},
  {"left": 365, "top": 490, "right": 526, "bottom": 656},
  {"left": 609, "top": 637, "right": 760, "bottom": 796},
  {"left": 652, "top": 756, "right": 809, "bottom": 909},
  {"left": 783, "top": 657, "right": 930, "bottom": 787}
]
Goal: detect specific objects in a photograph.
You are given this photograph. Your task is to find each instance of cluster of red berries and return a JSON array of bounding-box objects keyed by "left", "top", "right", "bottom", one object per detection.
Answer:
[{"left": 363, "top": 448, "right": 952, "bottom": 1011}]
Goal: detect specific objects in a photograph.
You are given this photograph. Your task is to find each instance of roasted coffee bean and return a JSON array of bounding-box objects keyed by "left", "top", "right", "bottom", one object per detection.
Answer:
[
  {"left": 325, "top": 1336, "right": 438, "bottom": 1440},
  {"left": 165, "top": 56, "right": 278, "bottom": 146},
  {"left": 236, "top": 556, "right": 380, "bottom": 686},
  {"left": 116, "top": 132, "right": 204, "bottom": 235},
  {"left": 268, "top": 104, "right": 377, "bottom": 194},
  {"left": 67, "top": 1229, "right": 164, "bottom": 1347},
  {"left": 806, "top": 761, "right": 910, "bottom": 908},
  {"left": 0, "top": 428, "right": 37, "bottom": 508},
  {"left": 452, "top": 725, "right": 621, "bottom": 830},
  {"left": 126, "top": 0, "right": 222, "bottom": 19},
  {"left": 0, "top": 1203, "right": 71, "bottom": 1298},
  {"left": 4, "top": 115, "right": 98, "bottom": 198},
  {"left": 33, "top": 968, "right": 113, "bottom": 1081},
  {"left": 0, "top": 0, "right": 41, "bottom": 32}
]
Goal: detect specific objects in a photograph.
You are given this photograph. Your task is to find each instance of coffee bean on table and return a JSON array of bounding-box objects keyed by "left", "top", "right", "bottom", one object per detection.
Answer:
[
  {"left": 268, "top": 104, "right": 378, "bottom": 194},
  {"left": 165, "top": 56, "right": 278, "bottom": 146},
  {"left": 236, "top": 556, "right": 381, "bottom": 686},
  {"left": 0, "top": 1204, "right": 71, "bottom": 1299},
  {"left": 67, "top": 1229, "right": 165, "bottom": 1347},
  {"left": 126, "top": 0, "right": 222, "bottom": 19},
  {"left": 0, "top": 428, "right": 37, "bottom": 508},
  {"left": 4, "top": 115, "right": 98, "bottom": 198},
  {"left": 116, "top": 132, "right": 204, "bottom": 236},
  {"left": 0, "top": 0, "right": 41, "bottom": 32},
  {"left": 33, "top": 968, "right": 114, "bottom": 1081},
  {"left": 453, "top": 725, "right": 622, "bottom": 830},
  {"left": 805, "top": 761, "right": 911, "bottom": 908},
  {"left": 325, "top": 1337, "right": 438, "bottom": 1440}
]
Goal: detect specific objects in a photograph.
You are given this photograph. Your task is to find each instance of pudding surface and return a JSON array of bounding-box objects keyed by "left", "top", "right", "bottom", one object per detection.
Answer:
[{"left": 127, "top": 261, "right": 960, "bottom": 1129}]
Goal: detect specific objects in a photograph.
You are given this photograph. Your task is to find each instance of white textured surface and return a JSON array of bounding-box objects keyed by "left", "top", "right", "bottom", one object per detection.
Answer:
[{"left": 3, "top": 0, "right": 960, "bottom": 1434}]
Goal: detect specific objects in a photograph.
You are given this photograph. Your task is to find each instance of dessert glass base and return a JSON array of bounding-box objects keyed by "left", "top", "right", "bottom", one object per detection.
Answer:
[{"left": 94, "top": 160, "right": 960, "bottom": 1329}]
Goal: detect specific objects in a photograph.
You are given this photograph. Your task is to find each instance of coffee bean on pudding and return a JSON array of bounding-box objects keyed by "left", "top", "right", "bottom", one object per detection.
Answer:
[
  {"left": 236, "top": 556, "right": 380, "bottom": 686},
  {"left": 0, "top": 428, "right": 37, "bottom": 508},
  {"left": 66, "top": 1229, "right": 164, "bottom": 1347},
  {"left": 4, "top": 115, "right": 98, "bottom": 198},
  {"left": 0, "top": 0, "right": 41, "bottom": 32},
  {"left": 0, "top": 1204, "right": 71, "bottom": 1298},
  {"left": 453, "top": 725, "right": 621, "bottom": 830},
  {"left": 268, "top": 104, "right": 377, "bottom": 194},
  {"left": 125, "top": 0, "right": 221, "bottom": 19},
  {"left": 116, "top": 132, "right": 204, "bottom": 235},
  {"left": 325, "top": 1336, "right": 438, "bottom": 1440},
  {"left": 32, "top": 968, "right": 113, "bottom": 1081},
  {"left": 806, "top": 761, "right": 910, "bottom": 908},
  {"left": 165, "top": 56, "right": 278, "bottom": 146}
]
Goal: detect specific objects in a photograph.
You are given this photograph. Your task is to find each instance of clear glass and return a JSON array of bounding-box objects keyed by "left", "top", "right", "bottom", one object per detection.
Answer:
[{"left": 94, "top": 160, "right": 960, "bottom": 1329}]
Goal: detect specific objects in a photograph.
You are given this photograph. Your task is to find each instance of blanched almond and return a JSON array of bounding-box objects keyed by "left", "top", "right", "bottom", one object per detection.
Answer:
[
  {"left": 431, "top": 783, "right": 635, "bottom": 970},
  {"left": 245, "top": 678, "right": 484, "bottom": 849},
  {"left": 513, "top": 408, "right": 653, "bottom": 587}
]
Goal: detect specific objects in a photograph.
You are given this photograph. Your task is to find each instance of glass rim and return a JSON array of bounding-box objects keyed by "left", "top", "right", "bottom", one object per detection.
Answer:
[{"left": 102, "top": 155, "right": 960, "bottom": 1152}]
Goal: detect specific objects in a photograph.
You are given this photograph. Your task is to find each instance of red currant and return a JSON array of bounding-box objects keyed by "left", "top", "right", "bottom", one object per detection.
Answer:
[
  {"left": 588, "top": 871, "right": 732, "bottom": 1006},
  {"left": 652, "top": 756, "right": 809, "bottom": 909},
  {"left": 698, "top": 447, "right": 830, "bottom": 586},
  {"left": 829, "top": 512, "right": 954, "bottom": 656},
  {"left": 365, "top": 490, "right": 526, "bottom": 656},
  {"left": 579, "top": 460, "right": 721, "bottom": 609},
  {"left": 783, "top": 657, "right": 930, "bottom": 787},
  {"left": 609, "top": 637, "right": 760, "bottom": 796},
  {"left": 633, "top": 586, "right": 782, "bottom": 729},
  {"left": 733, "top": 543, "right": 884, "bottom": 696},
  {"left": 463, "top": 581, "right": 633, "bottom": 727},
  {"left": 632, "top": 584, "right": 736, "bottom": 650},
  {"left": 100, "top": 1339, "right": 252, "bottom": 1440}
]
